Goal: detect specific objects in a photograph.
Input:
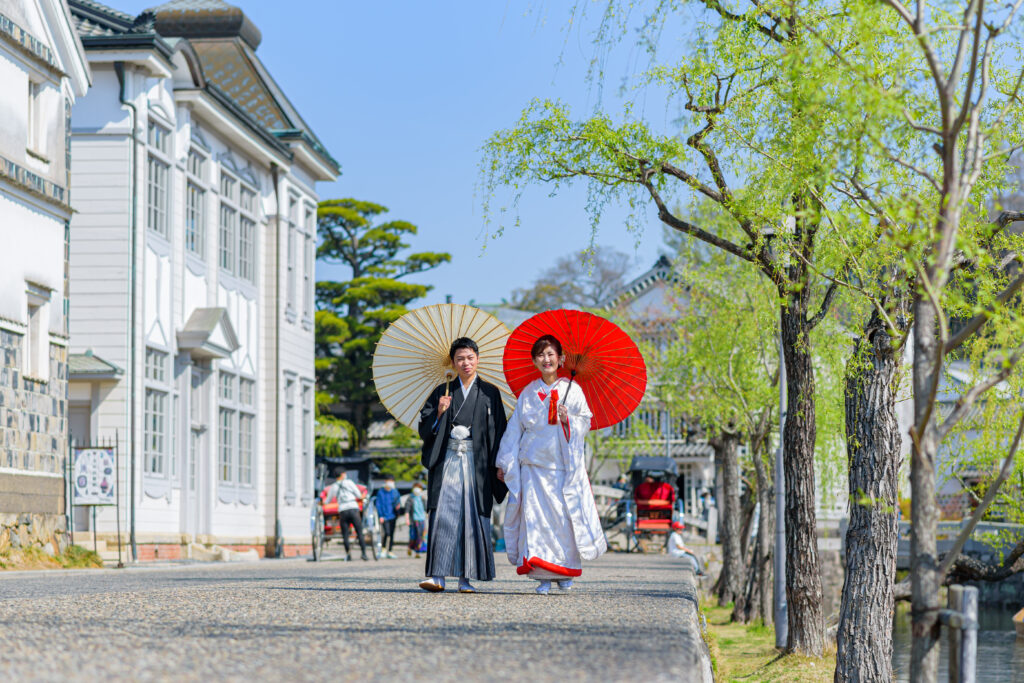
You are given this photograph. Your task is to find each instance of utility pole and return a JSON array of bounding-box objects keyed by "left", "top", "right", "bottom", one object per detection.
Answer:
[{"left": 774, "top": 323, "right": 788, "bottom": 648}]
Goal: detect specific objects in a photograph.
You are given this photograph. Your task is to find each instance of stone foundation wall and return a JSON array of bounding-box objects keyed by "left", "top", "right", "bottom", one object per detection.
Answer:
[
  {"left": 0, "top": 512, "right": 68, "bottom": 555},
  {"left": 0, "top": 332, "right": 70, "bottom": 553},
  {"left": 0, "top": 333, "right": 68, "bottom": 474}
]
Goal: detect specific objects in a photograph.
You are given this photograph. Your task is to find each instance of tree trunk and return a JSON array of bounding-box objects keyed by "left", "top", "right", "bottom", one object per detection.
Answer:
[
  {"left": 781, "top": 303, "right": 825, "bottom": 655},
  {"left": 910, "top": 298, "right": 941, "bottom": 683},
  {"left": 835, "top": 309, "right": 902, "bottom": 683},
  {"left": 732, "top": 485, "right": 757, "bottom": 621},
  {"left": 712, "top": 430, "right": 745, "bottom": 609},
  {"left": 750, "top": 439, "right": 774, "bottom": 626}
]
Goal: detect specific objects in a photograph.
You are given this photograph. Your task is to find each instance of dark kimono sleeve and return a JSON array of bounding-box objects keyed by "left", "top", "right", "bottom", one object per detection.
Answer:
[
  {"left": 490, "top": 388, "right": 509, "bottom": 504},
  {"left": 418, "top": 385, "right": 442, "bottom": 467}
]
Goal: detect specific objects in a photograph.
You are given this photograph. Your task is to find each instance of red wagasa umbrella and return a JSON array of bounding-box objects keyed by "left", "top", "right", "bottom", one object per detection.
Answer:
[{"left": 502, "top": 309, "right": 647, "bottom": 430}]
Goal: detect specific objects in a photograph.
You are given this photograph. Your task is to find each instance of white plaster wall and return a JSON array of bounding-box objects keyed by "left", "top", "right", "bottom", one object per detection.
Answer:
[
  {"left": 0, "top": 5, "right": 68, "bottom": 185},
  {"left": 71, "top": 69, "right": 129, "bottom": 132},
  {"left": 0, "top": 193, "right": 65, "bottom": 325},
  {"left": 143, "top": 246, "right": 172, "bottom": 348}
]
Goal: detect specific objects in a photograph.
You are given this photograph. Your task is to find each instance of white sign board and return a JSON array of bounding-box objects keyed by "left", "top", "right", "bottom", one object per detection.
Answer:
[{"left": 73, "top": 447, "right": 116, "bottom": 506}]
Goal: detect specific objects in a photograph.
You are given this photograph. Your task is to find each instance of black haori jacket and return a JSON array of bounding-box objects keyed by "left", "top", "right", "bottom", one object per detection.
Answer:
[{"left": 418, "top": 378, "right": 508, "bottom": 514}]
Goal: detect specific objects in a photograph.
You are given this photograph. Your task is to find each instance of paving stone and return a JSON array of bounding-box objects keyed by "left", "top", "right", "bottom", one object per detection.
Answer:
[{"left": 0, "top": 553, "right": 708, "bottom": 682}]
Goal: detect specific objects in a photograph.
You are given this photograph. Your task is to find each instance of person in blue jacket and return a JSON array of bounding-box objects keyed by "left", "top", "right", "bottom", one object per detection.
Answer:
[{"left": 374, "top": 475, "right": 402, "bottom": 559}]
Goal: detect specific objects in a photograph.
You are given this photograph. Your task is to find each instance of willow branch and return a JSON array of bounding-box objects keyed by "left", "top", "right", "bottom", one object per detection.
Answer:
[{"left": 938, "top": 412, "right": 1024, "bottom": 578}]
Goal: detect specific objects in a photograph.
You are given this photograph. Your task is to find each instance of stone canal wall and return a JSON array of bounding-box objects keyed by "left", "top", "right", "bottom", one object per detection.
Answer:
[{"left": 0, "top": 331, "right": 69, "bottom": 553}]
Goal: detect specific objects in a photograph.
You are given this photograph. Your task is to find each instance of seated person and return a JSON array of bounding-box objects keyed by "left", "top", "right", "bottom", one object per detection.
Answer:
[
  {"left": 667, "top": 521, "right": 703, "bottom": 574},
  {"left": 634, "top": 473, "right": 676, "bottom": 515}
]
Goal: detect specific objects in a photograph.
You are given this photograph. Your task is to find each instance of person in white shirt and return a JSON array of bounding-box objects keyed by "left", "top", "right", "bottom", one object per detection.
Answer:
[
  {"left": 667, "top": 521, "right": 703, "bottom": 575},
  {"left": 324, "top": 470, "right": 368, "bottom": 561}
]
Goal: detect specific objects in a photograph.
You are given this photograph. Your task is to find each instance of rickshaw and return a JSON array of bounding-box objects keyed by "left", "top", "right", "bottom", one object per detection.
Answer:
[
  {"left": 310, "top": 456, "right": 383, "bottom": 561},
  {"left": 620, "top": 455, "right": 684, "bottom": 553}
]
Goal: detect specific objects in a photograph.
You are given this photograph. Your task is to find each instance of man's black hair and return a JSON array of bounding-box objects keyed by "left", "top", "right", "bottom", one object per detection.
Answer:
[{"left": 449, "top": 337, "right": 479, "bottom": 360}]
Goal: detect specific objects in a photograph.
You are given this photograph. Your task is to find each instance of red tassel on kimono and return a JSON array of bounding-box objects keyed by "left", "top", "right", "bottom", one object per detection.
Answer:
[{"left": 548, "top": 389, "right": 558, "bottom": 424}]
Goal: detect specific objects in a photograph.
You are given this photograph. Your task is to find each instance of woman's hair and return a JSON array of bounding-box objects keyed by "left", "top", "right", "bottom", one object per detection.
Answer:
[
  {"left": 531, "top": 334, "right": 563, "bottom": 358},
  {"left": 449, "top": 337, "right": 479, "bottom": 360}
]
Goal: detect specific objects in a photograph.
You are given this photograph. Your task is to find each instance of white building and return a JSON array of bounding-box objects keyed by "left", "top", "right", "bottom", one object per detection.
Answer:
[
  {"left": 67, "top": 0, "right": 339, "bottom": 560},
  {"left": 0, "top": 0, "right": 90, "bottom": 550}
]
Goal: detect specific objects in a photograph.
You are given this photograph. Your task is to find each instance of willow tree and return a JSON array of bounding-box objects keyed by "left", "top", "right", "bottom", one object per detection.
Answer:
[
  {"left": 662, "top": 238, "right": 778, "bottom": 622},
  {"left": 481, "top": 1, "right": 885, "bottom": 655},
  {"left": 804, "top": 2, "right": 1024, "bottom": 680}
]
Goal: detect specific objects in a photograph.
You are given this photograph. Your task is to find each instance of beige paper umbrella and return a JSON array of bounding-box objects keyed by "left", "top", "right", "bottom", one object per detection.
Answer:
[{"left": 372, "top": 304, "right": 516, "bottom": 429}]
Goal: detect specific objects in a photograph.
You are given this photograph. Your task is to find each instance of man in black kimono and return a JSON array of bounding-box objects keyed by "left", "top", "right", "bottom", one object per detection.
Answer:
[{"left": 417, "top": 337, "right": 508, "bottom": 592}]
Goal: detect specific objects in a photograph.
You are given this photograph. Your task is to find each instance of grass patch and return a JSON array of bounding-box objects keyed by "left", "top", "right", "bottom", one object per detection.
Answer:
[
  {"left": 0, "top": 544, "right": 103, "bottom": 570},
  {"left": 58, "top": 544, "right": 104, "bottom": 568},
  {"left": 703, "top": 604, "right": 835, "bottom": 682}
]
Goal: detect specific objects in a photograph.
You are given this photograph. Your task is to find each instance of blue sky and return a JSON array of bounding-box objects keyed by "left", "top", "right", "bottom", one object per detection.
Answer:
[{"left": 117, "top": 1, "right": 679, "bottom": 304}]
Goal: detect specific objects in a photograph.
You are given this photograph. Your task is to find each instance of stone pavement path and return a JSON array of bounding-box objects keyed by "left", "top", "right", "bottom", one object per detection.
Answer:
[{"left": 0, "top": 551, "right": 706, "bottom": 682}]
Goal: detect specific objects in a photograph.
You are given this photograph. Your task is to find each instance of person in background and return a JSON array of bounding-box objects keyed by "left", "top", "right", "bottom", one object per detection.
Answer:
[
  {"left": 634, "top": 473, "right": 676, "bottom": 514},
  {"left": 324, "top": 470, "right": 368, "bottom": 561},
  {"left": 375, "top": 475, "right": 402, "bottom": 559},
  {"left": 667, "top": 521, "right": 703, "bottom": 575},
  {"left": 611, "top": 473, "right": 629, "bottom": 491},
  {"left": 405, "top": 481, "right": 427, "bottom": 556},
  {"left": 700, "top": 488, "right": 716, "bottom": 520}
]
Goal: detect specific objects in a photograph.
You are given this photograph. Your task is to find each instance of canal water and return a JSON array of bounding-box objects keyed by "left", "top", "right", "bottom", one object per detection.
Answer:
[{"left": 892, "top": 603, "right": 1024, "bottom": 682}]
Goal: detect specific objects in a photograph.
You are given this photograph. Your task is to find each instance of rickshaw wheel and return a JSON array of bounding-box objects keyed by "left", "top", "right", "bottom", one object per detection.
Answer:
[{"left": 311, "top": 505, "right": 324, "bottom": 561}]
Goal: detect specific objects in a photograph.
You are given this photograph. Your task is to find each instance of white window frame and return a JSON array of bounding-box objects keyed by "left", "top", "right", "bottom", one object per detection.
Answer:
[
  {"left": 218, "top": 171, "right": 257, "bottom": 284},
  {"left": 142, "top": 346, "right": 178, "bottom": 500},
  {"left": 146, "top": 120, "right": 171, "bottom": 238},
  {"left": 23, "top": 284, "right": 50, "bottom": 382},
  {"left": 285, "top": 197, "right": 298, "bottom": 320},
  {"left": 185, "top": 148, "right": 208, "bottom": 258},
  {"left": 144, "top": 388, "right": 167, "bottom": 478},
  {"left": 284, "top": 376, "right": 296, "bottom": 503},
  {"left": 217, "top": 369, "right": 256, "bottom": 503},
  {"left": 301, "top": 382, "right": 313, "bottom": 499},
  {"left": 302, "top": 206, "right": 314, "bottom": 323},
  {"left": 27, "top": 79, "right": 43, "bottom": 155}
]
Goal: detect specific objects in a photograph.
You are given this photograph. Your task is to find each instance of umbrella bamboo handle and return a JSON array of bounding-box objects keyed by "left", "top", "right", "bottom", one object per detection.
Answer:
[{"left": 561, "top": 369, "right": 577, "bottom": 407}]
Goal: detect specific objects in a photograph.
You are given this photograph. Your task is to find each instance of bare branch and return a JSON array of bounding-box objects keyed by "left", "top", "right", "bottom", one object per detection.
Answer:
[
  {"left": 695, "top": 0, "right": 787, "bottom": 42},
  {"left": 807, "top": 279, "right": 841, "bottom": 330},
  {"left": 944, "top": 271, "right": 1024, "bottom": 353},
  {"left": 903, "top": 108, "right": 943, "bottom": 136},
  {"left": 935, "top": 346, "right": 1024, "bottom": 442},
  {"left": 938, "top": 412, "right": 1024, "bottom": 578},
  {"left": 638, "top": 166, "right": 755, "bottom": 266}
]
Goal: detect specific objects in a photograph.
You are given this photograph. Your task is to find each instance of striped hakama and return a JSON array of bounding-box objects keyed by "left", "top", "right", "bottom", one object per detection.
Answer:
[{"left": 424, "top": 437, "right": 495, "bottom": 580}]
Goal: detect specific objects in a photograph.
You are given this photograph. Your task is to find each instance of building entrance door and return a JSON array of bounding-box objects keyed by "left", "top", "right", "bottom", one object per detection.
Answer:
[{"left": 182, "top": 368, "right": 208, "bottom": 538}]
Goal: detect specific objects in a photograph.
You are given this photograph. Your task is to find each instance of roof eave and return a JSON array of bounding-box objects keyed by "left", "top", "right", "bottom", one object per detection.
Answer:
[
  {"left": 80, "top": 35, "right": 175, "bottom": 78},
  {"left": 69, "top": 370, "right": 122, "bottom": 381},
  {"left": 175, "top": 334, "right": 233, "bottom": 359},
  {"left": 272, "top": 129, "right": 340, "bottom": 180},
  {"left": 175, "top": 87, "right": 292, "bottom": 169}
]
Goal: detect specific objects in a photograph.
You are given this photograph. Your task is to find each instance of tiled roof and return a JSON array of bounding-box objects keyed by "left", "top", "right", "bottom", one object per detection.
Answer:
[
  {"left": 151, "top": 0, "right": 236, "bottom": 10},
  {"left": 602, "top": 255, "right": 677, "bottom": 309},
  {"left": 69, "top": 352, "right": 123, "bottom": 377},
  {"left": 148, "top": 0, "right": 262, "bottom": 48},
  {"left": 190, "top": 40, "right": 287, "bottom": 130},
  {"left": 67, "top": 0, "right": 133, "bottom": 36},
  {"left": 68, "top": 0, "right": 339, "bottom": 176}
]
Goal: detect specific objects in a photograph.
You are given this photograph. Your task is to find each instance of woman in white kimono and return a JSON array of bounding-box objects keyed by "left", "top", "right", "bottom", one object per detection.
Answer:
[{"left": 496, "top": 334, "right": 607, "bottom": 594}]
